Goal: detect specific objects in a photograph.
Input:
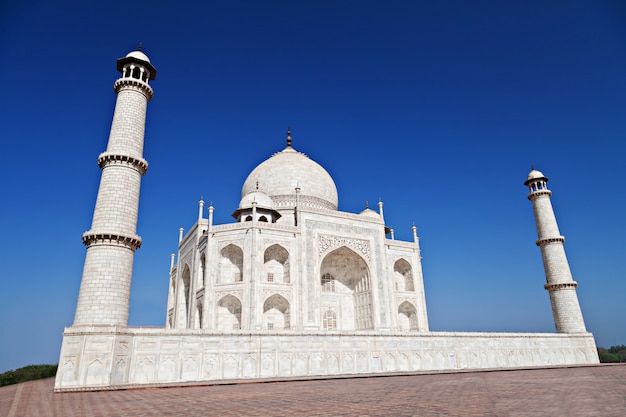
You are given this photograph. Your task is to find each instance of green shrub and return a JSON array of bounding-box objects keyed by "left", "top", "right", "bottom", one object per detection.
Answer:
[
  {"left": 599, "top": 352, "right": 620, "bottom": 363},
  {"left": 0, "top": 364, "right": 58, "bottom": 387}
]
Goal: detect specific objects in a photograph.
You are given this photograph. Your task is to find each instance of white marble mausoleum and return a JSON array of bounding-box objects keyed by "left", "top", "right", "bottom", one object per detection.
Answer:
[{"left": 55, "top": 48, "right": 599, "bottom": 391}]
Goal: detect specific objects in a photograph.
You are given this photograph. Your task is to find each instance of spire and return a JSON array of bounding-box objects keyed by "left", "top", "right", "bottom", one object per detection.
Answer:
[
  {"left": 208, "top": 202, "right": 214, "bottom": 229},
  {"left": 286, "top": 126, "right": 292, "bottom": 148},
  {"left": 198, "top": 198, "right": 205, "bottom": 222}
]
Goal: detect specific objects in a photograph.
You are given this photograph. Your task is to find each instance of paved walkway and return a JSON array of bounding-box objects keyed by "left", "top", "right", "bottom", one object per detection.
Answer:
[{"left": 1, "top": 364, "right": 625, "bottom": 416}]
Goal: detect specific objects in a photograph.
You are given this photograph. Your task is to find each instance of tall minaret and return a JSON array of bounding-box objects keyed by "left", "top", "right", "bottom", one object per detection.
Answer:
[
  {"left": 73, "top": 48, "right": 157, "bottom": 326},
  {"left": 525, "top": 168, "right": 586, "bottom": 333}
]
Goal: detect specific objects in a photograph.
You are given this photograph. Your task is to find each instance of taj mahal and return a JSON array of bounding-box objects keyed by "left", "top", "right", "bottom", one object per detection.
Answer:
[{"left": 55, "top": 48, "right": 599, "bottom": 391}]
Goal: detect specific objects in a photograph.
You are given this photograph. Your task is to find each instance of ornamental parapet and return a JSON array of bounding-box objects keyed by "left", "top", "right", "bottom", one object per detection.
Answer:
[
  {"left": 527, "top": 190, "right": 552, "bottom": 200},
  {"left": 82, "top": 232, "right": 142, "bottom": 251},
  {"left": 98, "top": 152, "right": 148, "bottom": 175},
  {"left": 544, "top": 281, "right": 578, "bottom": 291},
  {"left": 536, "top": 236, "right": 565, "bottom": 246},
  {"left": 113, "top": 77, "right": 153, "bottom": 100},
  {"left": 272, "top": 194, "right": 337, "bottom": 211}
]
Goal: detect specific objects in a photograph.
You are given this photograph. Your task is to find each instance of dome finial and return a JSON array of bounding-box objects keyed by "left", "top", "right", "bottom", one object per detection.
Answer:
[
  {"left": 138, "top": 42, "right": 143, "bottom": 51},
  {"left": 365, "top": 200, "right": 369, "bottom": 209},
  {"left": 286, "top": 126, "right": 292, "bottom": 148}
]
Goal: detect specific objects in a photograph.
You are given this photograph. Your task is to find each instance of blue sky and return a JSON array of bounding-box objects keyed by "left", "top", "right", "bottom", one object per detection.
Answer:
[{"left": 0, "top": 0, "right": 624, "bottom": 372}]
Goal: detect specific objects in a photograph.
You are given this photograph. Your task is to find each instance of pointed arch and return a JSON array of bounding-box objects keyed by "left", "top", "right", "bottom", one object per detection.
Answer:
[
  {"left": 320, "top": 246, "right": 373, "bottom": 330},
  {"left": 178, "top": 264, "right": 191, "bottom": 328},
  {"left": 216, "top": 295, "right": 242, "bottom": 330},
  {"left": 394, "top": 258, "right": 414, "bottom": 291},
  {"left": 168, "top": 278, "right": 176, "bottom": 310},
  {"left": 167, "top": 277, "right": 175, "bottom": 329},
  {"left": 197, "top": 253, "right": 206, "bottom": 288},
  {"left": 263, "top": 294, "right": 290, "bottom": 330},
  {"left": 264, "top": 244, "right": 290, "bottom": 283},
  {"left": 195, "top": 301, "right": 203, "bottom": 329},
  {"left": 219, "top": 244, "right": 243, "bottom": 283},
  {"left": 398, "top": 301, "right": 419, "bottom": 331}
]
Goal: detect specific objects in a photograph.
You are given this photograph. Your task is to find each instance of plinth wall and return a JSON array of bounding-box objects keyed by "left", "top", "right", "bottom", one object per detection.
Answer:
[{"left": 55, "top": 327, "right": 599, "bottom": 391}]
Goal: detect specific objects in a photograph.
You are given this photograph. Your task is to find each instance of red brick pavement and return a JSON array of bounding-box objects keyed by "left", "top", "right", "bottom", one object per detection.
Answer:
[{"left": 1, "top": 365, "right": 625, "bottom": 417}]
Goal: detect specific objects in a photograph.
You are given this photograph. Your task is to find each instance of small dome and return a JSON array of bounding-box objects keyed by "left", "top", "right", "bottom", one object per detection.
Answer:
[
  {"left": 526, "top": 169, "right": 545, "bottom": 181},
  {"left": 524, "top": 168, "right": 549, "bottom": 186},
  {"left": 359, "top": 208, "right": 380, "bottom": 219},
  {"left": 116, "top": 48, "right": 157, "bottom": 80},
  {"left": 242, "top": 146, "right": 338, "bottom": 210},
  {"left": 126, "top": 50, "right": 151, "bottom": 63},
  {"left": 239, "top": 191, "right": 274, "bottom": 209}
]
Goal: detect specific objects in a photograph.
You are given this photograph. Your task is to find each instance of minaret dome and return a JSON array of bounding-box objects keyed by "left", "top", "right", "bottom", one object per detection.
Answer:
[{"left": 116, "top": 49, "right": 157, "bottom": 82}]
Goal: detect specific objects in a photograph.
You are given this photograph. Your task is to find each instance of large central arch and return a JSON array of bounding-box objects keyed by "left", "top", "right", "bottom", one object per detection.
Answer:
[{"left": 320, "top": 246, "right": 373, "bottom": 330}]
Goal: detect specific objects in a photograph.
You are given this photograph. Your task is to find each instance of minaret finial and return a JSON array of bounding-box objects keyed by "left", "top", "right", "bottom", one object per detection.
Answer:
[
  {"left": 138, "top": 42, "right": 143, "bottom": 51},
  {"left": 286, "top": 126, "right": 292, "bottom": 148},
  {"left": 256, "top": 180, "right": 259, "bottom": 190},
  {"left": 365, "top": 200, "right": 369, "bottom": 209},
  {"left": 531, "top": 164, "right": 535, "bottom": 170}
]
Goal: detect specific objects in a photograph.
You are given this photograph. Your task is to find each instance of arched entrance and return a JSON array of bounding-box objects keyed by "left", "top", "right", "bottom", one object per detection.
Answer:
[{"left": 320, "top": 246, "right": 373, "bottom": 330}]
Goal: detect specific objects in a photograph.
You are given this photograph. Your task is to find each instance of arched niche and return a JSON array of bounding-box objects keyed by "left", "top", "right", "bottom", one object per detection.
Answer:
[
  {"left": 217, "top": 295, "right": 242, "bottom": 330},
  {"left": 394, "top": 258, "right": 414, "bottom": 291},
  {"left": 178, "top": 264, "right": 191, "bottom": 328},
  {"left": 197, "top": 253, "right": 206, "bottom": 288},
  {"left": 263, "top": 294, "right": 290, "bottom": 330},
  {"left": 264, "top": 244, "right": 290, "bottom": 283},
  {"left": 195, "top": 301, "right": 203, "bottom": 329},
  {"left": 219, "top": 244, "right": 243, "bottom": 283},
  {"left": 398, "top": 301, "right": 419, "bottom": 331}
]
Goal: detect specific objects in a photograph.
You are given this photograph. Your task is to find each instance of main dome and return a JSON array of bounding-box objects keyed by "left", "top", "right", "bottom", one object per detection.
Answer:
[{"left": 241, "top": 145, "right": 338, "bottom": 211}]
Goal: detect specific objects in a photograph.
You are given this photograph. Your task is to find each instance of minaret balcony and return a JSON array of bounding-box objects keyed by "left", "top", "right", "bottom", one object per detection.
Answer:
[
  {"left": 535, "top": 236, "right": 565, "bottom": 246},
  {"left": 113, "top": 77, "right": 153, "bottom": 99},
  {"left": 544, "top": 282, "right": 578, "bottom": 291}
]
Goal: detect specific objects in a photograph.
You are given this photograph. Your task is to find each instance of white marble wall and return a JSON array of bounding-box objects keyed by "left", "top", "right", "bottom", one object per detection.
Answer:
[{"left": 55, "top": 328, "right": 599, "bottom": 391}]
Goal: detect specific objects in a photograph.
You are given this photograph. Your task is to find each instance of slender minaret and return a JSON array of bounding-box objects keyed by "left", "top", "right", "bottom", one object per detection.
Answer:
[
  {"left": 525, "top": 168, "right": 586, "bottom": 333},
  {"left": 73, "top": 48, "right": 156, "bottom": 326}
]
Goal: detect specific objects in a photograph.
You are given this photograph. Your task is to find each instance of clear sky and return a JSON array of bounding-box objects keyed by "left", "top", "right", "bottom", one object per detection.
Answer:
[{"left": 0, "top": 0, "right": 624, "bottom": 373}]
